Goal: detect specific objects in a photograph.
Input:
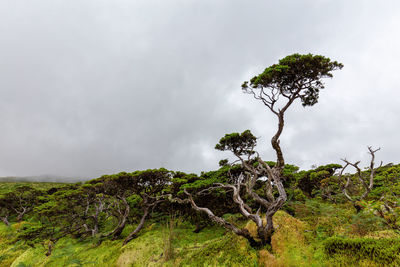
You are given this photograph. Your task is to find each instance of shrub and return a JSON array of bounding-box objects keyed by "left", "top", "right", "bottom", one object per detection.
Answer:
[
  {"left": 293, "top": 189, "right": 306, "bottom": 202},
  {"left": 348, "top": 211, "right": 385, "bottom": 236},
  {"left": 324, "top": 237, "right": 400, "bottom": 264}
]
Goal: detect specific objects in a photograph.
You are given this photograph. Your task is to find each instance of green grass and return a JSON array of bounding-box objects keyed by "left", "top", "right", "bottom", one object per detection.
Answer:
[
  {"left": 0, "top": 182, "right": 66, "bottom": 194},
  {"left": 3, "top": 207, "right": 400, "bottom": 267},
  {"left": 0, "top": 223, "right": 30, "bottom": 266},
  {"left": 2, "top": 219, "right": 258, "bottom": 267},
  {"left": 10, "top": 238, "right": 122, "bottom": 267},
  {"left": 2, "top": 183, "right": 400, "bottom": 266}
]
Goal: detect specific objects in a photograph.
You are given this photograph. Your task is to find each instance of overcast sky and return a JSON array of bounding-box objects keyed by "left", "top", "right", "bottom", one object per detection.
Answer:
[{"left": 0, "top": 1, "right": 399, "bottom": 179}]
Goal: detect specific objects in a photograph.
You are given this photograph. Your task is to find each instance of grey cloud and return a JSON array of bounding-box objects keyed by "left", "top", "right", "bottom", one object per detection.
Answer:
[{"left": 0, "top": 1, "right": 399, "bottom": 179}]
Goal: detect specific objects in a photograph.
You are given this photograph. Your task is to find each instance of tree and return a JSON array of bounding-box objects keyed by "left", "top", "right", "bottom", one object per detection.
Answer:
[
  {"left": 82, "top": 169, "right": 172, "bottom": 245},
  {"left": 181, "top": 54, "right": 343, "bottom": 246},
  {"left": 0, "top": 196, "right": 11, "bottom": 226},
  {"left": 242, "top": 53, "right": 343, "bottom": 168},
  {"left": 31, "top": 184, "right": 87, "bottom": 255},
  {"left": 338, "top": 146, "right": 382, "bottom": 212},
  {"left": 370, "top": 164, "right": 400, "bottom": 230},
  {"left": 123, "top": 169, "right": 172, "bottom": 245},
  {"left": 95, "top": 177, "right": 131, "bottom": 240},
  {"left": 83, "top": 175, "right": 132, "bottom": 240},
  {"left": 0, "top": 185, "right": 42, "bottom": 224},
  {"left": 296, "top": 164, "right": 342, "bottom": 198},
  {"left": 80, "top": 189, "right": 110, "bottom": 238}
]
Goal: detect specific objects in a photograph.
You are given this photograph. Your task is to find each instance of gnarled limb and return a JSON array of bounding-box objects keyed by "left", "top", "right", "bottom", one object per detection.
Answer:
[
  {"left": 122, "top": 202, "right": 150, "bottom": 245},
  {"left": 45, "top": 224, "right": 83, "bottom": 256},
  {"left": 123, "top": 194, "right": 166, "bottom": 245},
  {"left": 181, "top": 158, "right": 288, "bottom": 247},
  {"left": 107, "top": 197, "right": 130, "bottom": 239},
  {"left": 82, "top": 194, "right": 107, "bottom": 237},
  {"left": 188, "top": 54, "right": 342, "bottom": 247},
  {"left": 182, "top": 189, "right": 262, "bottom": 247},
  {"left": 184, "top": 130, "right": 289, "bottom": 246},
  {"left": 14, "top": 206, "right": 31, "bottom": 222},
  {"left": 339, "top": 147, "right": 381, "bottom": 212},
  {"left": 1, "top": 215, "right": 10, "bottom": 226}
]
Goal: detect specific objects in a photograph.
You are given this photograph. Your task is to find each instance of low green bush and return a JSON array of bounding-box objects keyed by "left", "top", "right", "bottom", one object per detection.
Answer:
[{"left": 324, "top": 236, "right": 400, "bottom": 264}]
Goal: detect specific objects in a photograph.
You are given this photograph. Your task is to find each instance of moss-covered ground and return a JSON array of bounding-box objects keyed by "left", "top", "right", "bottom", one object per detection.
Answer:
[
  {"left": 1, "top": 219, "right": 258, "bottom": 267},
  {"left": 2, "top": 198, "right": 400, "bottom": 266}
]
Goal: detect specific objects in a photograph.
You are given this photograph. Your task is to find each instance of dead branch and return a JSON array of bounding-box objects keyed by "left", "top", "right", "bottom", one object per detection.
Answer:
[{"left": 339, "top": 147, "right": 381, "bottom": 212}]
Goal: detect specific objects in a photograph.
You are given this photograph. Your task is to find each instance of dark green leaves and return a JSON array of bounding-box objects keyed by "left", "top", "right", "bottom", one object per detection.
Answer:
[
  {"left": 242, "top": 53, "right": 343, "bottom": 107},
  {"left": 215, "top": 130, "right": 257, "bottom": 157}
]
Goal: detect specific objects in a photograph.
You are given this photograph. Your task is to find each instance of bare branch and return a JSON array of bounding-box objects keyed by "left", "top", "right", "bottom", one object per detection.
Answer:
[
  {"left": 339, "top": 147, "right": 382, "bottom": 211},
  {"left": 181, "top": 189, "right": 261, "bottom": 246}
]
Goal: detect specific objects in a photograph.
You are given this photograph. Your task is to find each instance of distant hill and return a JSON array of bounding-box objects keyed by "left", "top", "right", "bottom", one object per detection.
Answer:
[{"left": 0, "top": 175, "right": 87, "bottom": 183}]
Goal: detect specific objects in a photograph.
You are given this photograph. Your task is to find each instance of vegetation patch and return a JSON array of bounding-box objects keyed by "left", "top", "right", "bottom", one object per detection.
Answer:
[{"left": 324, "top": 236, "right": 400, "bottom": 265}]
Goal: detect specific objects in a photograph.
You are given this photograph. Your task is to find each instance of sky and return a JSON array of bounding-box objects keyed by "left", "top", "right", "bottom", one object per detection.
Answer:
[{"left": 0, "top": 1, "right": 399, "bottom": 179}]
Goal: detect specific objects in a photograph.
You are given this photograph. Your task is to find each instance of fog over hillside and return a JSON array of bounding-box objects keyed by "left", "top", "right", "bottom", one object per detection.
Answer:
[{"left": 0, "top": 175, "right": 85, "bottom": 183}]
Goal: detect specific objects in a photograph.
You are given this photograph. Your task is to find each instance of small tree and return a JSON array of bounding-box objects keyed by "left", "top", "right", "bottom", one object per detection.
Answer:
[
  {"left": 371, "top": 165, "right": 400, "bottom": 230},
  {"left": 338, "top": 146, "right": 382, "bottom": 212},
  {"left": 182, "top": 54, "right": 343, "bottom": 246},
  {"left": 123, "top": 169, "right": 172, "bottom": 245},
  {"left": 32, "top": 184, "right": 87, "bottom": 255},
  {"left": 0, "top": 185, "right": 42, "bottom": 223},
  {"left": 87, "top": 175, "right": 132, "bottom": 240},
  {"left": 296, "top": 164, "right": 342, "bottom": 198},
  {"left": 242, "top": 53, "right": 343, "bottom": 168},
  {"left": 0, "top": 196, "right": 11, "bottom": 226}
]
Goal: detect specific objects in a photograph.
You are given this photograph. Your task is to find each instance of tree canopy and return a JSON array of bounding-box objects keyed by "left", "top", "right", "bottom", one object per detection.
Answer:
[{"left": 242, "top": 53, "right": 343, "bottom": 108}]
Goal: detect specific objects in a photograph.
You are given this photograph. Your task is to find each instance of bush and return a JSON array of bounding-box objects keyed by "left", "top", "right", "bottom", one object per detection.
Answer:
[
  {"left": 324, "top": 237, "right": 400, "bottom": 264},
  {"left": 348, "top": 211, "right": 385, "bottom": 236},
  {"left": 293, "top": 189, "right": 306, "bottom": 202}
]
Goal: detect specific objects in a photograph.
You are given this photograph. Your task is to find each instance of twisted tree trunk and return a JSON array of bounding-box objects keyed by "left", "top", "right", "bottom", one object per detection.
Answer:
[
  {"left": 1, "top": 215, "right": 10, "bottom": 226},
  {"left": 107, "top": 197, "right": 130, "bottom": 239},
  {"left": 123, "top": 206, "right": 149, "bottom": 245},
  {"left": 15, "top": 207, "right": 31, "bottom": 222},
  {"left": 183, "top": 189, "right": 262, "bottom": 247}
]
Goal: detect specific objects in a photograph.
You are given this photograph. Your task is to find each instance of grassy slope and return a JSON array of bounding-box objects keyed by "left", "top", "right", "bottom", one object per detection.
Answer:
[
  {"left": 4, "top": 208, "right": 391, "bottom": 267},
  {"left": 1, "top": 181, "right": 400, "bottom": 266},
  {"left": 1, "top": 221, "right": 259, "bottom": 266}
]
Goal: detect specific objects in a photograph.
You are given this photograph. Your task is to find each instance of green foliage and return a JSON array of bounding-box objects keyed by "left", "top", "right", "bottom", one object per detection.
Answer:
[
  {"left": 371, "top": 164, "right": 400, "bottom": 198},
  {"left": 219, "top": 159, "right": 229, "bottom": 167},
  {"left": 364, "top": 197, "right": 400, "bottom": 231},
  {"left": 242, "top": 53, "right": 343, "bottom": 107},
  {"left": 295, "top": 164, "right": 341, "bottom": 198},
  {"left": 348, "top": 211, "right": 385, "bottom": 236},
  {"left": 324, "top": 237, "right": 400, "bottom": 264},
  {"left": 8, "top": 238, "right": 121, "bottom": 267},
  {"left": 16, "top": 222, "right": 52, "bottom": 245},
  {"left": 176, "top": 166, "right": 241, "bottom": 218},
  {"left": 1, "top": 163, "right": 400, "bottom": 266},
  {"left": 174, "top": 234, "right": 258, "bottom": 266},
  {"left": 349, "top": 164, "right": 400, "bottom": 230},
  {"left": 292, "top": 189, "right": 306, "bottom": 202},
  {"left": 215, "top": 130, "right": 257, "bottom": 157},
  {"left": 181, "top": 165, "right": 244, "bottom": 194},
  {"left": 0, "top": 185, "right": 43, "bottom": 224},
  {"left": 162, "top": 215, "right": 178, "bottom": 262},
  {"left": 0, "top": 223, "right": 30, "bottom": 266},
  {"left": 282, "top": 163, "right": 300, "bottom": 181},
  {"left": 0, "top": 182, "right": 64, "bottom": 195},
  {"left": 293, "top": 199, "right": 354, "bottom": 240}
]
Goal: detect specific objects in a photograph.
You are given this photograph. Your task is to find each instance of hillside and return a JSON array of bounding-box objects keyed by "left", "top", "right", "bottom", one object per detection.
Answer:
[
  {"left": 1, "top": 175, "right": 400, "bottom": 266},
  {"left": 3, "top": 204, "right": 392, "bottom": 267}
]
